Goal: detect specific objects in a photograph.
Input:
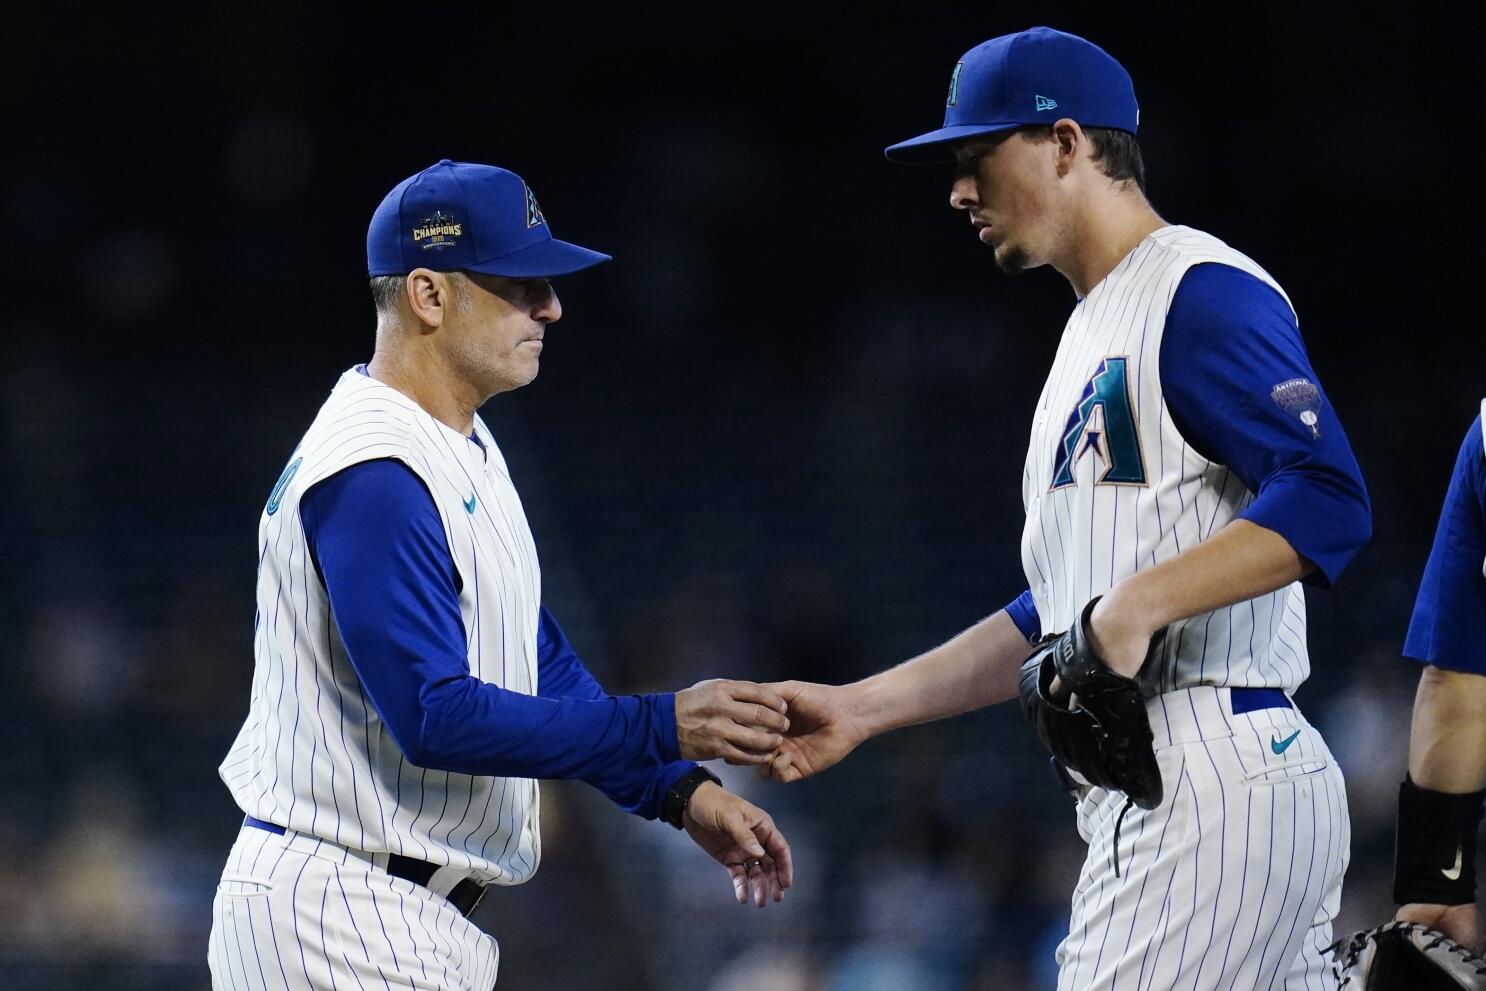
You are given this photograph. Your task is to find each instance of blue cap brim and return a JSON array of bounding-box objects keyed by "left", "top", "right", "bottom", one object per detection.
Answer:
[
  {"left": 466, "top": 237, "right": 613, "bottom": 277},
  {"left": 884, "top": 122, "right": 1024, "bottom": 163}
]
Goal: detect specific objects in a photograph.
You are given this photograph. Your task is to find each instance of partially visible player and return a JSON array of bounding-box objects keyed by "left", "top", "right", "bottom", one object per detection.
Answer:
[
  {"left": 763, "top": 27, "right": 1372, "bottom": 990},
  {"left": 207, "top": 160, "right": 794, "bottom": 991},
  {"left": 1393, "top": 405, "right": 1486, "bottom": 952}
]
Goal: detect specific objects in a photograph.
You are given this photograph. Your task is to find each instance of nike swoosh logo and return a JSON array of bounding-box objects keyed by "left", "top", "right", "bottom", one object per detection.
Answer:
[
  {"left": 1443, "top": 843, "right": 1464, "bottom": 881},
  {"left": 463, "top": 493, "right": 476, "bottom": 514},
  {"left": 1270, "top": 730, "right": 1302, "bottom": 755}
]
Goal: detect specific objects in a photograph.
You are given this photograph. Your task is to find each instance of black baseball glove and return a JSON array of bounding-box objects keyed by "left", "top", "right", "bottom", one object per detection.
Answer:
[
  {"left": 1331, "top": 922, "right": 1486, "bottom": 990},
  {"left": 1017, "top": 596, "right": 1165, "bottom": 810}
]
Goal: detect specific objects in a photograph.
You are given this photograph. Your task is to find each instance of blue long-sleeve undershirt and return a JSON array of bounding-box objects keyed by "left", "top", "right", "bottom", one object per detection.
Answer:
[
  {"left": 300, "top": 457, "right": 694, "bottom": 819},
  {"left": 1003, "top": 262, "right": 1372, "bottom": 640},
  {"left": 1403, "top": 414, "right": 1486, "bottom": 675}
]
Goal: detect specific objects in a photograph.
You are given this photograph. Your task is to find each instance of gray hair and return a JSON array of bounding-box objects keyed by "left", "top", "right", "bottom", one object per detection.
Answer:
[
  {"left": 369, "top": 275, "right": 406, "bottom": 315},
  {"left": 369, "top": 271, "right": 473, "bottom": 317}
]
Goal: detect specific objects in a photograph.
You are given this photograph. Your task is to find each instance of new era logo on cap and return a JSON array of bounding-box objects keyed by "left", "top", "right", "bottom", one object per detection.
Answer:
[
  {"left": 367, "top": 160, "right": 610, "bottom": 278},
  {"left": 886, "top": 26, "right": 1139, "bottom": 163}
]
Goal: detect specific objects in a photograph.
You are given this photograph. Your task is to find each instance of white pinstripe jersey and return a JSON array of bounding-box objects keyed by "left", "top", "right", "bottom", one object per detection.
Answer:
[
  {"left": 1021, "top": 225, "right": 1311, "bottom": 694},
  {"left": 219, "top": 367, "right": 543, "bottom": 885}
]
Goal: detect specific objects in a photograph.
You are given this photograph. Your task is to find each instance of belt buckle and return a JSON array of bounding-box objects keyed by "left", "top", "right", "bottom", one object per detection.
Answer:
[
  {"left": 465, "top": 883, "right": 488, "bottom": 918},
  {"left": 446, "top": 877, "right": 487, "bottom": 918}
]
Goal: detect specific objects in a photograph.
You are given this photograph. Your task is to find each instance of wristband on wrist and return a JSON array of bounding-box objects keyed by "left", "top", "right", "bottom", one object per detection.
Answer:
[
  {"left": 1393, "top": 774, "right": 1486, "bottom": 905},
  {"left": 660, "top": 766, "right": 721, "bottom": 830}
]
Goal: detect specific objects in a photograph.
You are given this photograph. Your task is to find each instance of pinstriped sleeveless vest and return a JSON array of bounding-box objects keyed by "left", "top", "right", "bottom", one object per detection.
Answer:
[
  {"left": 220, "top": 367, "right": 543, "bottom": 884},
  {"left": 1021, "top": 226, "right": 1311, "bottom": 693}
]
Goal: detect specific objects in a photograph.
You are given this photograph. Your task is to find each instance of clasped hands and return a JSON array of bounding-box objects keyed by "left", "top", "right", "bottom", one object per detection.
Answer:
[
  {"left": 669, "top": 596, "right": 1162, "bottom": 909},
  {"left": 673, "top": 677, "right": 867, "bottom": 783},
  {"left": 670, "top": 677, "right": 870, "bottom": 909}
]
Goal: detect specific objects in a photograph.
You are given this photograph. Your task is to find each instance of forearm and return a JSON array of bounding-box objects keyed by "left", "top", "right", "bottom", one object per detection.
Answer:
[
  {"left": 848, "top": 609, "right": 1033, "bottom": 737},
  {"left": 1100, "top": 519, "right": 1308, "bottom": 638},
  {"left": 1395, "top": 666, "right": 1486, "bottom": 924},
  {"left": 1409, "top": 665, "right": 1486, "bottom": 793},
  {"left": 417, "top": 678, "right": 680, "bottom": 784}
]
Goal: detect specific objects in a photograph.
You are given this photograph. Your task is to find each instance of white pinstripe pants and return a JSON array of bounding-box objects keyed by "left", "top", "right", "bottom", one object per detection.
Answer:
[
  {"left": 208, "top": 824, "right": 500, "bottom": 990},
  {"left": 1055, "top": 687, "right": 1350, "bottom": 991}
]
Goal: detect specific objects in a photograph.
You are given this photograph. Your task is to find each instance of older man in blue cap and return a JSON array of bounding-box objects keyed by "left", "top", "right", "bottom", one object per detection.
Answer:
[
  {"left": 764, "top": 28, "right": 1370, "bottom": 990},
  {"left": 207, "top": 160, "right": 795, "bottom": 990}
]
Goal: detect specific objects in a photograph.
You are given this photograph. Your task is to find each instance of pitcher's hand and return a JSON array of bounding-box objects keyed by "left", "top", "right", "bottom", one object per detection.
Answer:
[{"left": 761, "top": 681, "right": 867, "bottom": 783}]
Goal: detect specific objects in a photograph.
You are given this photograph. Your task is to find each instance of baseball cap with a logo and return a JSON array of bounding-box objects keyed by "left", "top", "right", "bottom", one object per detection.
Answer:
[
  {"left": 884, "top": 27, "right": 1138, "bottom": 164},
  {"left": 367, "top": 159, "right": 612, "bottom": 277}
]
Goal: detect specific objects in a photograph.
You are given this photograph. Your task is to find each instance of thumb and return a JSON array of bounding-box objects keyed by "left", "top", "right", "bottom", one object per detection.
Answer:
[{"left": 724, "top": 808, "right": 766, "bottom": 859}]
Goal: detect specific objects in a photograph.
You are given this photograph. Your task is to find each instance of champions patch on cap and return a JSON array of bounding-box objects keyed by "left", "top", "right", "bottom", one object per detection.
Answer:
[{"left": 412, "top": 210, "right": 463, "bottom": 251}]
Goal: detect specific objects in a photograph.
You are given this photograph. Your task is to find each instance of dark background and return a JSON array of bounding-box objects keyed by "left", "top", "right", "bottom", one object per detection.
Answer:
[{"left": 2, "top": 5, "right": 1481, "bottom": 988}]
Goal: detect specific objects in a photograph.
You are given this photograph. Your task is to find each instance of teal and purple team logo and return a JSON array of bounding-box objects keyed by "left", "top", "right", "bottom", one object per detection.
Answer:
[
  {"left": 266, "top": 457, "right": 302, "bottom": 516},
  {"left": 525, "top": 184, "right": 546, "bottom": 229},
  {"left": 1271, "top": 378, "right": 1322, "bottom": 439},
  {"left": 1050, "top": 356, "right": 1148, "bottom": 490},
  {"left": 947, "top": 61, "right": 964, "bottom": 108}
]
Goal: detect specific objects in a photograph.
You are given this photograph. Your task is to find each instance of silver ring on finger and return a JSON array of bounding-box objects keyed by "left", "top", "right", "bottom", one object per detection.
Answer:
[{"left": 743, "top": 859, "right": 763, "bottom": 872}]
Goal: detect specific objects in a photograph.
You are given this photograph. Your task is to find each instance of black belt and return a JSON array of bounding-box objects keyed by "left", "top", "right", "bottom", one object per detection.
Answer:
[{"left": 244, "top": 816, "right": 487, "bottom": 918}]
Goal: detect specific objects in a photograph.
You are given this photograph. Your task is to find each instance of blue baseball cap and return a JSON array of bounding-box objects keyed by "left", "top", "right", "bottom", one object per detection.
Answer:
[
  {"left": 884, "top": 27, "right": 1138, "bottom": 164},
  {"left": 367, "top": 159, "right": 612, "bottom": 277}
]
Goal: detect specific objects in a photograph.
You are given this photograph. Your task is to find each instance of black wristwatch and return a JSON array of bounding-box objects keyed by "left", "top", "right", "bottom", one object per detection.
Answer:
[{"left": 660, "top": 766, "right": 721, "bottom": 830}]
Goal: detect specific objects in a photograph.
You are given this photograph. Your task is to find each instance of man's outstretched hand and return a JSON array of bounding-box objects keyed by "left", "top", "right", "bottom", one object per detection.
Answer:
[
  {"left": 674, "top": 679, "right": 791, "bottom": 766},
  {"left": 683, "top": 782, "right": 794, "bottom": 907},
  {"left": 759, "top": 681, "right": 868, "bottom": 784}
]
